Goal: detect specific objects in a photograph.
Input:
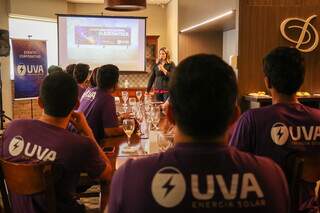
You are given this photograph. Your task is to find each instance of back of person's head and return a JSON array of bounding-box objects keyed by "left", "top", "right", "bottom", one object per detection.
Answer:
[
  {"left": 89, "top": 67, "right": 99, "bottom": 88},
  {"left": 74, "top": 63, "right": 90, "bottom": 84},
  {"left": 40, "top": 72, "right": 78, "bottom": 117},
  {"left": 48, "top": 65, "right": 63, "bottom": 75},
  {"left": 65, "top": 64, "right": 76, "bottom": 77},
  {"left": 97, "top": 64, "right": 119, "bottom": 90},
  {"left": 263, "top": 46, "right": 305, "bottom": 95},
  {"left": 169, "top": 54, "right": 238, "bottom": 140}
]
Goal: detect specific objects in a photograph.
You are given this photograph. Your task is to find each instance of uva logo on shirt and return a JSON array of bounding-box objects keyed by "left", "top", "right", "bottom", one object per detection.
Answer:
[
  {"left": 151, "top": 167, "right": 265, "bottom": 209},
  {"left": 271, "top": 122, "right": 320, "bottom": 145},
  {"left": 151, "top": 167, "right": 186, "bottom": 208},
  {"left": 271, "top": 122, "right": 290, "bottom": 145},
  {"left": 8, "top": 136, "right": 57, "bottom": 161}
]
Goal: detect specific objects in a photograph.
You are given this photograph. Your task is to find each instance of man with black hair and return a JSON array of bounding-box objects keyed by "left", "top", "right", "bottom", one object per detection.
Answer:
[
  {"left": 48, "top": 65, "right": 63, "bottom": 75},
  {"left": 0, "top": 72, "right": 112, "bottom": 213},
  {"left": 108, "top": 54, "right": 289, "bottom": 213},
  {"left": 78, "top": 64, "right": 124, "bottom": 143},
  {"left": 74, "top": 63, "right": 90, "bottom": 99},
  {"left": 229, "top": 46, "right": 320, "bottom": 208},
  {"left": 65, "top": 63, "right": 76, "bottom": 77}
]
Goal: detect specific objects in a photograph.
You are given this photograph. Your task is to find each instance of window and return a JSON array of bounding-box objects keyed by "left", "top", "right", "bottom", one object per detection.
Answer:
[{"left": 9, "top": 17, "right": 58, "bottom": 79}]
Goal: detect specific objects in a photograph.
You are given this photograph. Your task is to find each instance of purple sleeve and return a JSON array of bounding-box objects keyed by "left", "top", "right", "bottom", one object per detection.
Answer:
[
  {"left": 83, "top": 141, "right": 106, "bottom": 178},
  {"left": 108, "top": 159, "right": 132, "bottom": 213},
  {"left": 229, "top": 111, "right": 255, "bottom": 153},
  {"left": 102, "top": 96, "right": 118, "bottom": 128}
]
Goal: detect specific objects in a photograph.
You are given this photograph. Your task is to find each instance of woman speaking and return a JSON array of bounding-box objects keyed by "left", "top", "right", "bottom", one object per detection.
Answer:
[{"left": 147, "top": 47, "right": 175, "bottom": 102}]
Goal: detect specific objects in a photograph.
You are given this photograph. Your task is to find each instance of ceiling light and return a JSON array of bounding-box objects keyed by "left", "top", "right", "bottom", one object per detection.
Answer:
[
  {"left": 180, "top": 10, "right": 234, "bottom": 33},
  {"left": 105, "top": 0, "right": 146, "bottom": 11}
]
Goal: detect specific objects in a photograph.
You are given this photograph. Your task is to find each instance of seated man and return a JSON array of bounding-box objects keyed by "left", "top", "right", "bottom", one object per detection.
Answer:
[
  {"left": 78, "top": 64, "right": 124, "bottom": 143},
  {"left": 229, "top": 47, "right": 320, "bottom": 208},
  {"left": 108, "top": 54, "right": 289, "bottom": 213},
  {"left": 1, "top": 72, "right": 112, "bottom": 213},
  {"left": 74, "top": 63, "right": 90, "bottom": 99}
]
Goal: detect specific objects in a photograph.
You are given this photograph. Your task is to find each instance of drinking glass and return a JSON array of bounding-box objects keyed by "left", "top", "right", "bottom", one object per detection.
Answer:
[
  {"left": 129, "top": 97, "right": 137, "bottom": 107},
  {"left": 121, "top": 91, "right": 129, "bottom": 107},
  {"left": 123, "top": 119, "right": 135, "bottom": 146},
  {"left": 136, "top": 91, "right": 142, "bottom": 102},
  {"left": 134, "top": 106, "right": 145, "bottom": 137},
  {"left": 151, "top": 106, "right": 161, "bottom": 130}
]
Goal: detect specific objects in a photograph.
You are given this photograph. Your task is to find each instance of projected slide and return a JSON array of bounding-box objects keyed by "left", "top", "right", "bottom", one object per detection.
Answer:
[{"left": 58, "top": 16, "right": 146, "bottom": 71}]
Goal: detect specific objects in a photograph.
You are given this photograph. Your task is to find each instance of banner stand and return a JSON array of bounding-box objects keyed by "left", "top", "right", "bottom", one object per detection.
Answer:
[{"left": 0, "top": 62, "right": 12, "bottom": 130}]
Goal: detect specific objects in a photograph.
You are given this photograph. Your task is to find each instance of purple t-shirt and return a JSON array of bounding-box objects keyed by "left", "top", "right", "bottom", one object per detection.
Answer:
[
  {"left": 78, "top": 85, "right": 86, "bottom": 100},
  {"left": 229, "top": 103, "right": 320, "bottom": 167},
  {"left": 78, "top": 87, "right": 118, "bottom": 142},
  {"left": 109, "top": 143, "right": 289, "bottom": 213},
  {"left": 0, "top": 119, "right": 106, "bottom": 213}
]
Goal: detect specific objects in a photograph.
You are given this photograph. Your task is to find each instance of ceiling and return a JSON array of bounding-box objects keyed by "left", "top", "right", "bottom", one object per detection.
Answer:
[{"left": 66, "top": 0, "right": 171, "bottom": 5}]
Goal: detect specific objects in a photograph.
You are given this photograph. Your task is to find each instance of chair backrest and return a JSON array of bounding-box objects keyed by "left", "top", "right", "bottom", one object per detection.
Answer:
[
  {"left": 298, "top": 153, "right": 320, "bottom": 183},
  {"left": 284, "top": 152, "right": 320, "bottom": 212},
  {"left": 0, "top": 159, "right": 56, "bottom": 213},
  {"left": 284, "top": 153, "right": 304, "bottom": 213}
]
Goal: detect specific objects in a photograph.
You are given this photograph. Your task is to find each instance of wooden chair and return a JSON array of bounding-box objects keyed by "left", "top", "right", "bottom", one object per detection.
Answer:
[
  {"left": 284, "top": 153, "right": 304, "bottom": 213},
  {"left": 0, "top": 159, "right": 56, "bottom": 213},
  {"left": 285, "top": 152, "right": 320, "bottom": 213}
]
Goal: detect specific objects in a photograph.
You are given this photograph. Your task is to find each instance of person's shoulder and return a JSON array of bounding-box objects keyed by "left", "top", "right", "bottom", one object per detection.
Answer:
[
  {"left": 115, "top": 152, "right": 165, "bottom": 177},
  {"left": 229, "top": 146, "right": 279, "bottom": 170},
  {"left": 5, "top": 119, "right": 35, "bottom": 130},
  {"left": 300, "top": 104, "right": 320, "bottom": 117},
  {"left": 240, "top": 105, "right": 278, "bottom": 121}
]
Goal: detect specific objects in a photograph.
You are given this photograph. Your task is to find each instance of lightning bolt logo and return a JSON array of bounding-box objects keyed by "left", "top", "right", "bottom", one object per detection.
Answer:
[
  {"left": 271, "top": 122, "right": 289, "bottom": 146},
  {"left": 152, "top": 167, "right": 186, "bottom": 208},
  {"left": 12, "top": 141, "right": 20, "bottom": 151},
  {"left": 9, "top": 136, "right": 25, "bottom": 157},
  {"left": 162, "top": 176, "right": 175, "bottom": 198},
  {"left": 277, "top": 127, "right": 284, "bottom": 140}
]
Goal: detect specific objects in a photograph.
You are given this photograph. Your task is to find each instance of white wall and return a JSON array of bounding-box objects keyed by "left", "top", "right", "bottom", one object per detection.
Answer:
[
  {"left": 166, "top": 0, "right": 178, "bottom": 64},
  {"left": 9, "top": 0, "right": 67, "bottom": 19},
  {"left": 223, "top": 29, "right": 237, "bottom": 63},
  {"left": 0, "top": 0, "right": 13, "bottom": 118},
  {"left": 179, "top": 0, "right": 237, "bottom": 30}
]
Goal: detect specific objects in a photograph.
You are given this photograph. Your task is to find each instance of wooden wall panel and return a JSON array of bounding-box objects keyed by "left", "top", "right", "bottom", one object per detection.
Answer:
[
  {"left": 178, "top": 31, "right": 223, "bottom": 62},
  {"left": 238, "top": 0, "right": 320, "bottom": 96}
]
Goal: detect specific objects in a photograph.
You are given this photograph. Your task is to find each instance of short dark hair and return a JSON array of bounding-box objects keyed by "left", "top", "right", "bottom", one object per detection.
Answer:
[
  {"left": 48, "top": 65, "right": 63, "bottom": 75},
  {"left": 169, "top": 54, "right": 238, "bottom": 140},
  {"left": 40, "top": 72, "right": 78, "bottom": 117},
  {"left": 263, "top": 47, "right": 305, "bottom": 95},
  {"left": 74, "top": 63, "right": 90, "bottom": 84},
  {"left": 97, "top": 64, "right": 119, "bottom": 90},
  {"left": 65, "top": 64, "right": 76, "bottom": 77}
]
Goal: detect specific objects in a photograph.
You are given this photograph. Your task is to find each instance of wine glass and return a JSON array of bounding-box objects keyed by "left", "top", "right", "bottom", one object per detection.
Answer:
[
  {"left": 151, "top": 106, "right": 161, "bottom": 130},
  {"left": 136, "top": 91, "right": 142, "bottom": 102},
  {"left": 122, "top": 91, "right": 129, "bottom": 107},
  {"left": 123, "top": 119, "right": 135, "bottom": 146},
  {"left": 134, "top": 106, "right": 145, "bottom": 137},
  {"left": 144, "top": 92, "right": 151, "bottom": 105}
]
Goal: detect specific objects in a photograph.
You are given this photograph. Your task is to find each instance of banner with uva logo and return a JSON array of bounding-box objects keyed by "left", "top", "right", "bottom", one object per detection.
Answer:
[{"left": 12, "top": 39, "right": 47, "bottom": 99}]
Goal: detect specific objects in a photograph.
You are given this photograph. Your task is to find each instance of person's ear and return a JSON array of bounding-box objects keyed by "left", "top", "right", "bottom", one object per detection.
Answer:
[
  {"left": 167, "top": 103, "right": 175, "bottom": 125},
  {"left": 38, "top": 97, "right": 44, "bottom": 109},
  {"left": 264, "top": 76, "right": 272, "bottom": 89},
  {"left": 74, "top": 100, "right": 80, "bottom": 110}
]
